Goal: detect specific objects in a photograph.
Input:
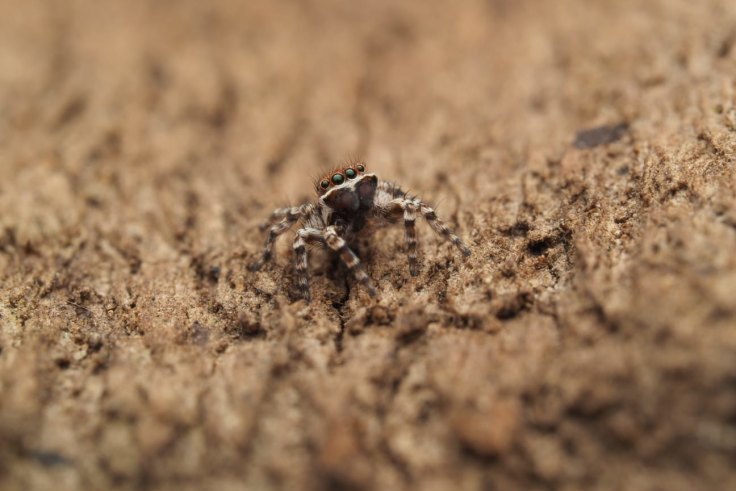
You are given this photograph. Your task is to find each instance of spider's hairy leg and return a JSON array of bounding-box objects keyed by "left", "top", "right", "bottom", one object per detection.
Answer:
[
  {"left": 386, "top": 198, "right": 420, "bottom": 276},
  {"left": 248, "top": 205, "right": 308, "bottom": 272},
  {"left": 403, "top": 202, "right": 420, "bottom": 276},
  {"left": 292, "top": 227, "right": 324, "bottom": 303},
  {"left": 324, "top": 226, "right": 377, "bottom": 297},
  {"left": 258, "top": 205, "right": 302, "bottom": 231},
  {"left": 418, "top": 202, "right": 471, "bottom": 257}
]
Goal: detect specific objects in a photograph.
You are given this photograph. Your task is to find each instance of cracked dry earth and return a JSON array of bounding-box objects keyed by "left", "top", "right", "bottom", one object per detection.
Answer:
[{"left": 1, "top": 1, "right": 736, "bottom": 490}]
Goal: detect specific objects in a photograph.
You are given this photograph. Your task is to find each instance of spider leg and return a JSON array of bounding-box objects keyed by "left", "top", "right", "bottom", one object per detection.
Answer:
[
  {"left": 292, "top": 227, "right": 325, "bottom": 302},
  {"left": 249, "top": 207, "right": 305, "bottom": 271},
  {"left": 418, "top": 202, "right": 471, "bottom": 257},
  {"left": 324, "top": 226, "right": 377, "bottom": 297},
  {"left": 387, "top": 199, "right": 420, "bottom": 276},
  {"left": 258, "top": 205, "right": 303, "bottom": 231}
]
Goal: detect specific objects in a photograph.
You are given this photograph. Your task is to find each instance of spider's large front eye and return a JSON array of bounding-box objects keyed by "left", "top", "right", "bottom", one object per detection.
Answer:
[
  {"left": 320, "top": 179, "right": 330, "bottom": 189},
  {"left": 356, "top": 164, "right": 365, "bottom": 172},
  {"left": 345, "top": 168, "right": 357, "bottom": 179},
  {"left": 332, "top": 173, "right": 345, "bottom": 185}
]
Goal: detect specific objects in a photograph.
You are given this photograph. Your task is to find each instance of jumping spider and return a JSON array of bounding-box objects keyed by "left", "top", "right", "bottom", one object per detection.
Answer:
[{"left": 249, "top": 162, "right": 471, "bottom": 302}]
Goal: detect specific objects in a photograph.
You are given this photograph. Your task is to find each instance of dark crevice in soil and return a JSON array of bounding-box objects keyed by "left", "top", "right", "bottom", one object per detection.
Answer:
[
  {"left": 331, "top": 281, "right": 351, "bottom": 354},
  {"left": 495, "top": 291, "right": 534, "bottom": 320},
  {"left": 501, "top": 220, "right": 532, "bottom": 237},
  {"left": 573, "top": 122, "right": 629, "bottom": 149},
  {"left": 526, "top": 228, "right": 573, "bottom": 257}
]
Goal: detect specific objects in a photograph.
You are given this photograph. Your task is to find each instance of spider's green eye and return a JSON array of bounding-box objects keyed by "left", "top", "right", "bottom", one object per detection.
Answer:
[
  {"left": 345, "top": 168, "right": 357, "bottom": 179},
  {"left": 332, "top": 173, "right": 345, "bottom": 185},
  {"left": 320, "top": 179, "right": 330, "bottom": 189},
  {"left": 356, "top": 164, "right": 365, "bottom": 172}
]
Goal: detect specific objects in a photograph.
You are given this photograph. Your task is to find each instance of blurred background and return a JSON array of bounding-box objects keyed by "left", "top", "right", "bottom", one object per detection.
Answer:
[
  {"left": 1, "top": 0, "right": 677, "bottom": 252},
  {"left": 1, "top": 1, "right": 735, "bottom": 490},
  {"left": 2, "top": 0, "right": 731, "bottom": 248}
]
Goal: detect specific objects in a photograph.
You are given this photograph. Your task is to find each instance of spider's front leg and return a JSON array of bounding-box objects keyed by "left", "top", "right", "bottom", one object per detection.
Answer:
[
  {"left": 292, "top": 227, "right": 324, "bottom": 303},
  {"left": 258, "top": 206, "right": 294, "bottom": 231},
  {"left": 248, "top": 204, "right": 310, "bottom": 271},
  {"left": 324, "top": 226, "right": 377, "bottom": 297}
]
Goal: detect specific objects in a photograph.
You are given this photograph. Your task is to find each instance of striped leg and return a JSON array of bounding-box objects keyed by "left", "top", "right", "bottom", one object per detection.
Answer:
[
  {"left": 248, "top": 210, "right": 303, "bottom": 271},
  {"left": 419, "top": 203, "right": 471, "bottom": 257},
  {"left": 258, "top": 205, "right": 304, "bottom": 231},
  {"left": 292, "top": 228, "right": 324, "bottom": 302},
  {"left": 324, "top": 226, "right": 377, "bottom": 297},
  {"left": 258, "top": 207, "right": 290, "bottom": 230},
  {"left": 402, "top": 201, "right": 420, "bottom": 276}
]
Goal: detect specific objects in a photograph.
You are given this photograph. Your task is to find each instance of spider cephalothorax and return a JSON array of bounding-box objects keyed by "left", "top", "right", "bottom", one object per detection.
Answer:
[
  {"left": 315, "top": 163, "right": 377, "bottom": 214},
  {"left": 249, "top": 162, "right": 471, "bottom": 302}
]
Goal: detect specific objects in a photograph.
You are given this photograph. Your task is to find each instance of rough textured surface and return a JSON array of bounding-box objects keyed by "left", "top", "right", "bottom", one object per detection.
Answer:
[{"left": 1, "top": 1, "right": 736, "bottom": 490}]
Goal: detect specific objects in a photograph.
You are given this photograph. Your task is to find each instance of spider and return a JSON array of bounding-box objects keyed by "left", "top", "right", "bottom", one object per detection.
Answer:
[{"left": 249, "top": 162, "right": 471, "bottom": 302}]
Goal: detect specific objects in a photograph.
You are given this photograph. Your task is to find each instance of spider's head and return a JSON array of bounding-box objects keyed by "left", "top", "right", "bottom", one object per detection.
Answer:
[{"left": 317, "top": 162, "right": 377, "bottom": 213}]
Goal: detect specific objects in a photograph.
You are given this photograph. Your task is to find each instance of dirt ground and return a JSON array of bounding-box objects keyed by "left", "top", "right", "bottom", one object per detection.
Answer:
[{"left": 1, "top": 0, "right": 735, "bottom": 490}]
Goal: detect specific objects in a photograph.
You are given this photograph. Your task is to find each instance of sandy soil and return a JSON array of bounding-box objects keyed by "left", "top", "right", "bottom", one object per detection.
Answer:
[{"left": 1, "top": 1, "right": 735, "bottom": 490}]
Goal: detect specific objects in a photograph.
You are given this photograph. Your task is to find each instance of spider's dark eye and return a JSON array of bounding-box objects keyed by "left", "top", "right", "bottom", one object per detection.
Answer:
[
  {"left": 356, "top": 164, "right": 365, "bottom": 172},
  {"left": 332, "top": 173, "right": 345, "bottom": 185},
  {"left": 345, "top": 168, "right": 357, "bottom": 179},
  {"left": 320, "top": 179, "right": 330, "bottom": 189}
]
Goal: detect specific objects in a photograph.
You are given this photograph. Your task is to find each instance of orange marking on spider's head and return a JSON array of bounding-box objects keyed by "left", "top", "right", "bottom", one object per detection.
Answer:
[{"left": 315, "top": 162, "right": 367, "bottom": 195}]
